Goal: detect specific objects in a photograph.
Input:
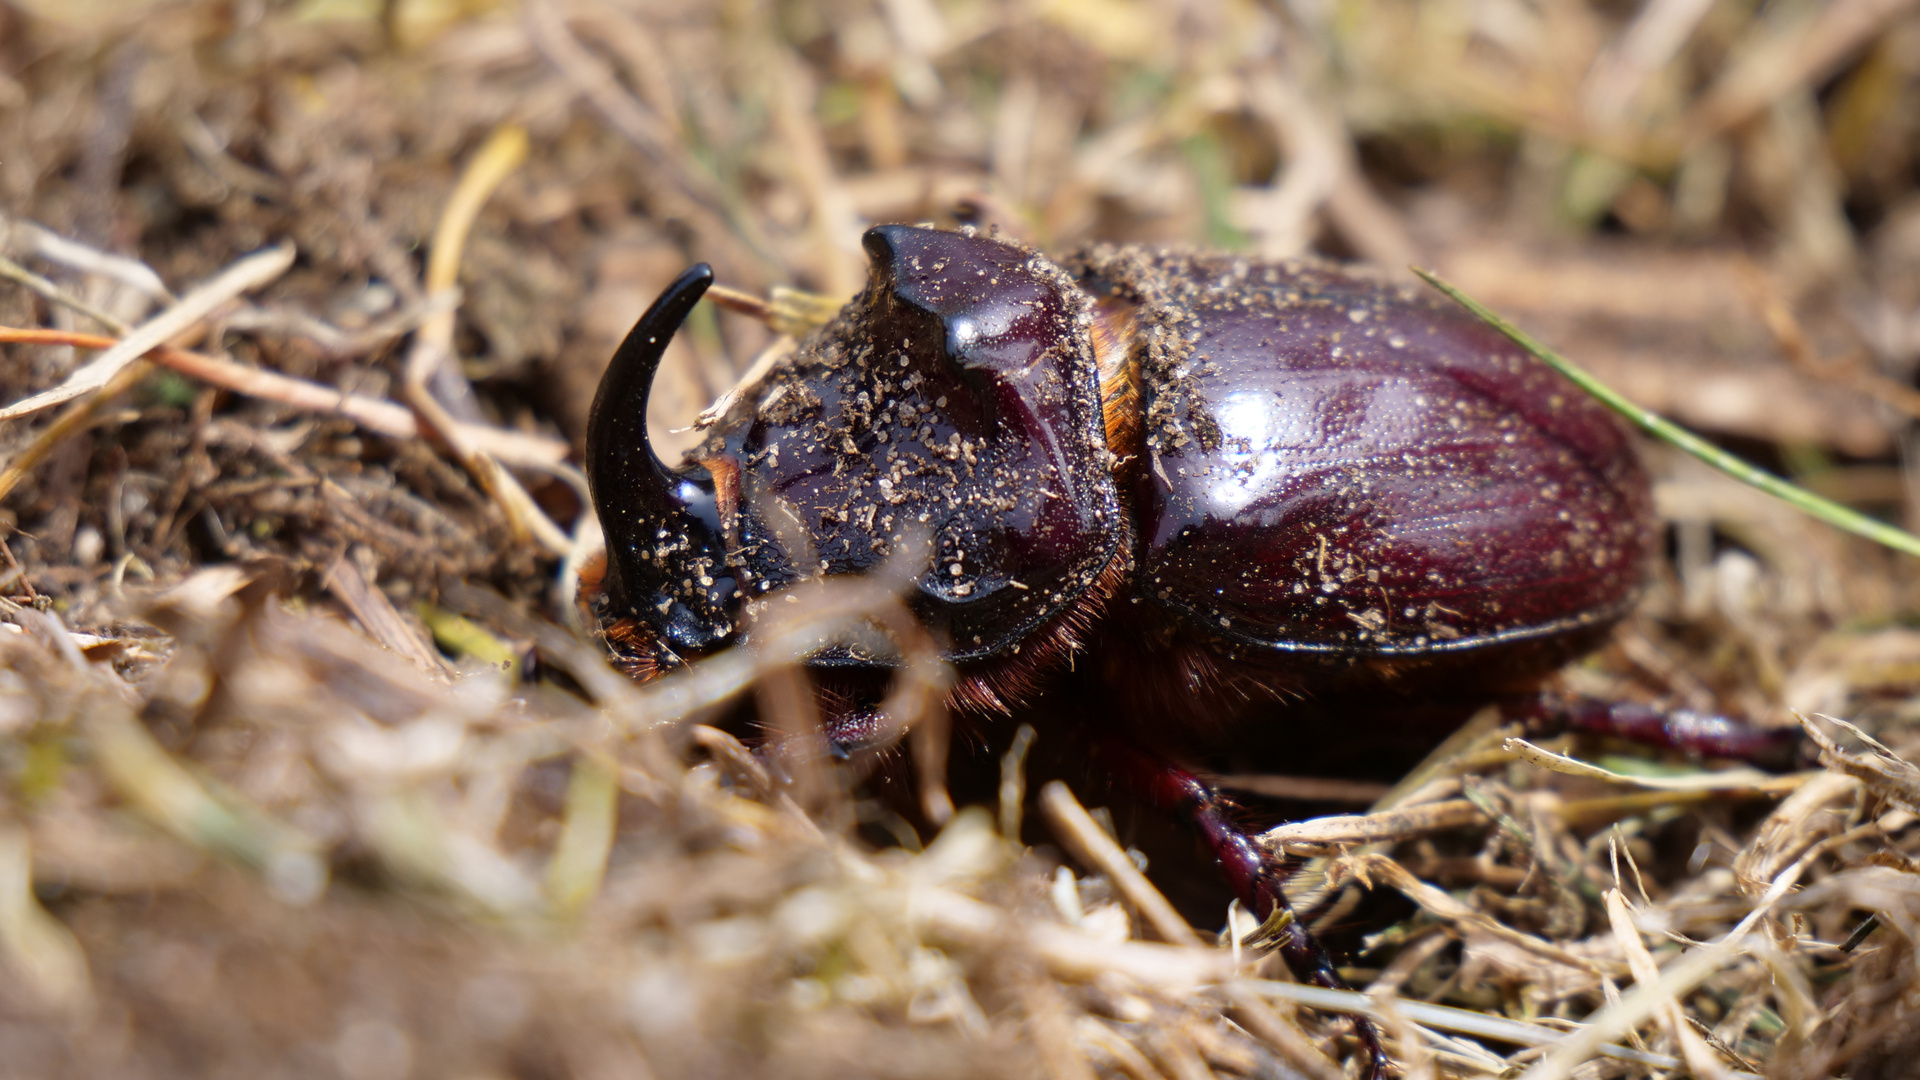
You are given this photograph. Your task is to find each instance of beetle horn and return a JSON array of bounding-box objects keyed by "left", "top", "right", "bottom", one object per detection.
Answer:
[{"left": 587, "top": 263, "right": 737, "bottom": 652}]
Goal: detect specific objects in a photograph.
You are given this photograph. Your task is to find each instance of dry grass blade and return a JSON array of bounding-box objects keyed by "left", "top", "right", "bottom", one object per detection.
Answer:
[
  {"left": 1517, "top": 943, "right": 1747, "bottom": 1080},
  {"left": 1219, "top": 985, "right": 1346, "bottom": 1080},
  {"left": 1684, "top": 0, "right": 1920, "bottom": 144},
  {"left": 1800, "top": 711, "right": 1920, "bottom": 810},
  {"left": 3, "top": 214, "right": 172, "bottom": 302},
  {"left": 1261, "top": 798, "right": 1487, "bottom": 854},
  {"left": 0, "top": 242, "right": 294, "bottom": 420},
  {"left": 0, "top": 251, "right": 127, "bottom": 331},
  {"left": 403, "top": 124, "right": 571, "bottom": 557},
  {"left": 1732, "top": 768, "right": 1863, "bottom": 895},
  {"left": 1015, "top": 976, "right": 1099, "bottom": 1080},
  {"left": 1345, "top": 854, "right": 1608, "bottom": 975},
  {"left": 0, "top": 827, "right": 91, "bottom": 1013},
  {"left": 0, "top": 355, "right": 153, "bottom": 506},
  {"left": 1504, "top": 736, "right": 1800, "bottom": 792},
  {"left": 1604, "top": 889, "right": 1733, "bottom": 1079},
  {"left": 908, "top": 887, "right": 1231, "bottom": 989},
  {"left": 82, "top": 677, "right": 326, "bottom": 903},
  {"left": 1076, "top": 1017, "right": 1169, "bottom": 1080},
  {"left": 1040, "top": 780, "right": 1200, "bottom": 948},
  {"left": 544, "top": 754, "right": 618, "bottom": 916},
  {"left": 323, "top": 555, "right": 448, "bottom": 673},
  {"left": 1245, "top": 980, "right": 1762, "bottom": 1077}
]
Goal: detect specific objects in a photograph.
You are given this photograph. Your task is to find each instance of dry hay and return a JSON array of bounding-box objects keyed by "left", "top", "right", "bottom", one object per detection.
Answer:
[{"left": 2, "top": 0, "right": 1920, "bottom": 1077}]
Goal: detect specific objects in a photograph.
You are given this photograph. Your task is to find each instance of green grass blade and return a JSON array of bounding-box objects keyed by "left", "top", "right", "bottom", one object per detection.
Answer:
[{"left": 1412, "top": 268, "right": 1920, "bottom": 561}]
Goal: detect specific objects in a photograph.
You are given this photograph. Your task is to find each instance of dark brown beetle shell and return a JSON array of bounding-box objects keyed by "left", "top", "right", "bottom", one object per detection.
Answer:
[
  {"left": 1070, "top": 245, "right": 1652, "bottom": 657},
  {"left": 585, "top": 226, "right": 1655, "bottom": 714}
]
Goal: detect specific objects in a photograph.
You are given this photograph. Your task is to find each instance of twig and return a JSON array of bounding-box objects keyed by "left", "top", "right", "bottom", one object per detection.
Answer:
[
  {"left": 2, "top": 215, "right": 173, "bottom": 302},
  {"left": 0, "top": 358, "right": 153, "bottom": 507},
  {"left": 401, "top": 125, "right": 571, "bottom": 557},
  {"left": 0, "top": 327, "right": 568, "bottom": 482},
  {"left": 0, "top": 243, "right": 295, "bottom": 421},
  {"left": 1261, "top": 799, "right": 1488, "bottom": 855},
  {"left": 0, "top": 251, "right": 128, "bottom": 332},
  {"left": 1040, "top": 780, "right": 1200, "bottom": 948},
  {"left": 1416, "top": 268, "right": 1920, "bottom": 560},
  {"left": 1213, "top": 773, "right": 1391, "bottom": 804},
  {"left": 1219, "top": 983, "right": 1347, "bottom": 1080}
]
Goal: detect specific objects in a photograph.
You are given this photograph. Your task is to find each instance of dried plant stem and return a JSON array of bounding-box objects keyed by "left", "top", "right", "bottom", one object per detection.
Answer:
[
  {"left": 1262, "top": 798, "right": 1487, "bottom": 854},
  {"left": 1016, "top": 976, "right": 1100, "bottom": 1080},
  {"left": 81, "top": 684, "right": 324, "bottom": 898},
  {"left": 0, "top": 827, "right": 91, "bottom": 1012},
  {"left": 1504, "top": 737, "right": 1803, "bottom": 793},
  {"left": 0, "top": 357, "right": 153, "bottom": 506},
  {"left": 1346, "top": 854, "right": 1607, "bottom": 975},
  {"left": 705, "top": 283, "right": 775, "bottom": 322},
  {"left": 1246, "top": 981, "right": 1760, "bottom": 1078},
  {"left": 1219, "top": 983, "right": 1347, "bottom": 1080},
  {"left": 1075, "top": 1017, "right": 1168, "bottom": 1080},
  {"left": 998, "top": 724, "right": 1037, "bottom": 840},
  {"left": 0, "top": 242, "right": 295, "bottom": 421},
  {"left": 1040, "top": 780, "right": 1200, "bottom": 948},
  {"left": 1415, "top": 268, "right": 1920, "bottom": 560},
  {"left": 1214, "top": 773, "right": 1391, "bottom": 803},
  {"left": 545, "top": 754, "right": 619, "bottom": 915},
  {"left": 909, "top": 886, "right": 1231, "bottom": 988},
  {"left": 0, "top": 251, "right": 127, "bottom": 331},
  {"left": 4, "top": 216, "right": 173, "bottom": 302},
  {"left": 403, "top": 124, "right": 571, "bottom": 556},
  {"left": 1800, "top": 711, "right": 1920, "bottom": 808},
  {"left": 1518, "top": 943, "right": 1743, "bottom": 1080},
  {"left": 1604, "top": 889, "right": 1733, "bottom": 1080},
  {"left": 1683, "top": 0, "right": 1920, "bottom": 145},
  {"left": 0, "top": 327, "right": 568, "bottom": 473}
]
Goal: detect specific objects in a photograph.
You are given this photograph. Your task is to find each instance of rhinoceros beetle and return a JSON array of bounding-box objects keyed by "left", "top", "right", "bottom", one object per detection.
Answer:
[{"left": 584, "top": 225, "right": 1783, "bottom": 1075}]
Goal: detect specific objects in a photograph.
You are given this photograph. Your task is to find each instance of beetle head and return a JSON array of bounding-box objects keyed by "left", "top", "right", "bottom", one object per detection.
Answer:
[{"left": 587, "top": 227, "right": 1124, "bottom": 667}]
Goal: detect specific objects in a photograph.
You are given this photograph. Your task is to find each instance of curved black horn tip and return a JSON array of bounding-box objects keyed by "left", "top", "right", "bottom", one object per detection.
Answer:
[
  {"left": 632, "top": 263, "right": 715, "bottom": 352},
  {"left": 587, "top": 262, "right": 715, "bottom": 476}
]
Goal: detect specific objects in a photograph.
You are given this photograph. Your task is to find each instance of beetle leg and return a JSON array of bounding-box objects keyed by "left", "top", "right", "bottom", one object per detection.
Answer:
[
  {"left": 1098, "top": 740, "right": 1391, "bottom": 1080},
  {"left": 1507, "top": 694, "right": 1801, "bottom": 769}
]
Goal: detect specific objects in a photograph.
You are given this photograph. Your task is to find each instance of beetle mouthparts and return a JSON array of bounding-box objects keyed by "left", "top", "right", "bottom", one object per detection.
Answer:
[{"left": 586, "top": 263, "right": 739, "bottom": 657}]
